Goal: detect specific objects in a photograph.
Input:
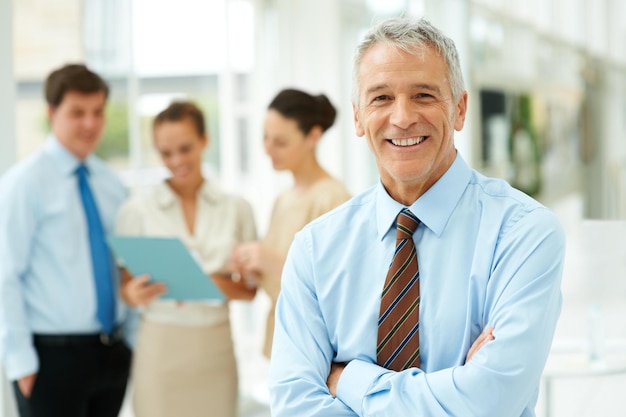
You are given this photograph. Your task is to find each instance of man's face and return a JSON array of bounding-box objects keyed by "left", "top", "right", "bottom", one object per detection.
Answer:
[
  {"left": 48, "top": 90, "right": 107, "bottom": 160},
  {"left": 353, "top": 42, "right": 467, "bottom": 201}
]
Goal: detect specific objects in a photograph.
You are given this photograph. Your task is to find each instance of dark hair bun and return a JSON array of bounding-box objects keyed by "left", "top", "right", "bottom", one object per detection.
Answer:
[
  {"left": 312, "top": 94, "right": 337, "bottom": 132},
  {"left": 269, "top": 88, "right": 337, "bottom": 134}
]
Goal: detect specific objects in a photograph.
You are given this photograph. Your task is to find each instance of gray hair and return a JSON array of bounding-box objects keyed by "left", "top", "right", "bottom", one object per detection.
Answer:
[{"left": 352, "top": 17, "right": 465, "bottom": 105}]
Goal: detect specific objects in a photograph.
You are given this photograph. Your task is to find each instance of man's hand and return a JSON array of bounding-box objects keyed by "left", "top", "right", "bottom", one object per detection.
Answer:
[
  {"left": 18, "top": 373, "right": 36, "bottom": 398},
  {"left": 465, "top": 327, "right": 495, "bottom": 364},
  {"left": 326, "top": 362, "right": 346, "bottom": 397}
]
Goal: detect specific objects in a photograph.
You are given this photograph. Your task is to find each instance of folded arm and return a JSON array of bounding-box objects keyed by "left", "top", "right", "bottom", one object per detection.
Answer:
[{"left": 327, "top": 327, "right": 494, "bottom": 397}]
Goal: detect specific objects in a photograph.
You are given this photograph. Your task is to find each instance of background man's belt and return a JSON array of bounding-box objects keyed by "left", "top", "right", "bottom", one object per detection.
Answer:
[{"left": 33, "top": 327, "right": 123, "bottom": 347}]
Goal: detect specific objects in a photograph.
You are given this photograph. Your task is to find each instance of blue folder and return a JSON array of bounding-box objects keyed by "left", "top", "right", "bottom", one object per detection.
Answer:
[{"left": 107, "top": 236, "right": 225, "bottom": 301}]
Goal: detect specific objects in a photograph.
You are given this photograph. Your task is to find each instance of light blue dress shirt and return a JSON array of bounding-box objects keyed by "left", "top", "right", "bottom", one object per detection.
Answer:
[
  {"left": 0, "top": 136, "right": 130, "bottom": 380},
  {"left": 269, "top": 153, "right": 565, "bottom": 417}
]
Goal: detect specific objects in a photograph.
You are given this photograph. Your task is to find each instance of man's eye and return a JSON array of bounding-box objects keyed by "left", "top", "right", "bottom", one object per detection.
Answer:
[{"left": 373, "top": 95, "right": 390, "bottom": 102}]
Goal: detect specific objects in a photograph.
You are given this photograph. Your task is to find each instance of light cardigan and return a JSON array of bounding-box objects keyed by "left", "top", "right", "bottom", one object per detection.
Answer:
[{"left": 115, "top": 179, "right": 256, "bottom": 327}]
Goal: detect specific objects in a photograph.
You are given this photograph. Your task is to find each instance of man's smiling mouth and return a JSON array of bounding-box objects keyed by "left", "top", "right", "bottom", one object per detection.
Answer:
[{"left": 389, "top": 136, "right": 427, "bottom": 146}]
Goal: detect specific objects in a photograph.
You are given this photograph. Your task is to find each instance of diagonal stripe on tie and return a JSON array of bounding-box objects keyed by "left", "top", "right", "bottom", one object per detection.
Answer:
[
  {"left": 377, "top": 208, "right": 421, "bottom": 371},
  {"left": 378, "top": 272, "right": 419, "bottom": 325}
]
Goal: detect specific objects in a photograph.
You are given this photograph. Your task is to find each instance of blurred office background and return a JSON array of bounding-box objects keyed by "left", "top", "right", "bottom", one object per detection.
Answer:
[{"left": 1, "top": 0, "right": 626, "bottom": 416}]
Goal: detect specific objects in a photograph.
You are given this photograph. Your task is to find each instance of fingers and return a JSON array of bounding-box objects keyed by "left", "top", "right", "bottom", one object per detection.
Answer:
[
  {"left": 141, "top": 282, "right": 168, "bottom": 304},
  {"left": 122, "top": 275, "right": 168, "bottom": 307},
  {"left": 465, "top": 327, "right": 495, "bottom": 364},
  {"left": 131, "top": 274, "right": 150, "bottom": 286},
  {"left": 233, "top": 243, "right": 260, "bottom": 271},
  {"left": 18, "top": 374, "right": 37, "bottom": 398}
]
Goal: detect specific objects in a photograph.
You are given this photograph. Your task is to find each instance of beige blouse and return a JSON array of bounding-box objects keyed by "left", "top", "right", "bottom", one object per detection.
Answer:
[
  {"left": 261, "top": 176, "right": 350, "bottom": 357},
  {"left": 115, "top": 179, "right": 256, "bottom": 327}
]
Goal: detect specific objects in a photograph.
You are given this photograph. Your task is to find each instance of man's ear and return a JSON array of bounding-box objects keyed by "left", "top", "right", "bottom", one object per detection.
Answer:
[
  {"left": 454, "top": 91, "right": 468, "bottom": 131},
  {"left": 353, "top": 103, "right": 364, "bottom": 137},
  {"left": 47, "top": 104, "right": 55, "bottom": 122},
  {"left": 201, "top": 134, "right": 209, "bottom": 150}
]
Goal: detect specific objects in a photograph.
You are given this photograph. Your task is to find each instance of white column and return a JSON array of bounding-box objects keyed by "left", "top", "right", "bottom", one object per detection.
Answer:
[
  {"left": 252, "top": 0, "right": 349, "bottom": 186},
  {"left": 217, "top": 0, "right": 240, "bottom": 192},
  {"left": 126, "top": 0, "right": 142, "bottom": 172},
  {"left": 248, "top": 0, "right": 360, "bottom": 223},
  {"left": 0, "top": 0, "right": 19, "bottom": 412},
  {"left": 0, "top": 0, "right": 16, "bottom": 174}
]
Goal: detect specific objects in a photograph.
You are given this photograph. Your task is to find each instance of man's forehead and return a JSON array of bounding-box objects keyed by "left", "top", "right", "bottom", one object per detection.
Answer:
[
  {"left": 360, "top": 41, "right": 435, "bottom": 66},
  {"left": 357, "top": 43, "right": 447, "bottom": 88},
  {"left": 60, "top": 91, "right": 106, "bottom": 106}
]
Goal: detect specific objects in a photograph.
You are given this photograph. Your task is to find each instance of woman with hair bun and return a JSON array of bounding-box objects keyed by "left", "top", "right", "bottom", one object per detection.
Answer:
[{"left": 230, "top": 88, "right": 350, "bottom": 358}]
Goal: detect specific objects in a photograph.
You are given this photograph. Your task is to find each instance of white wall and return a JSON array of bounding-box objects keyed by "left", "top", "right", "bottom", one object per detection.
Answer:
[
  {"left": 0, "top": 0, "right": 18, "bottom": 412},
  {"left": 0, "top": 0, "right": 16, "bottom": 175}
]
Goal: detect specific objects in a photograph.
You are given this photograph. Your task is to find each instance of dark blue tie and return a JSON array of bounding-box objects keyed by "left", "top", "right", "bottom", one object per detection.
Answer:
[{"left": 76, "top": 164, "right": 115, "bottom": 335}]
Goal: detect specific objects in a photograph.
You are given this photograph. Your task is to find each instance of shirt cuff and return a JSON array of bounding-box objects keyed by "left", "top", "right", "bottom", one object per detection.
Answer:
[
  {"left": 5, "top": 347, "right": 38, "bottom": 381},
  {"left": 122, "top": 307, "right": 141, "bottom": 348},
  {"left": 337, "top": 359, "right": 389, "bottom": 415}
]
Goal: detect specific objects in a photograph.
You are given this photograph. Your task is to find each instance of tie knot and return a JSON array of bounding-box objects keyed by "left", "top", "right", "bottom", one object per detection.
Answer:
[
  {"left": 396, "top": 208, "right": 419, "bottom": 239},
  {"left": 76, "top": 164, "right": 88, "bottom": 178}
]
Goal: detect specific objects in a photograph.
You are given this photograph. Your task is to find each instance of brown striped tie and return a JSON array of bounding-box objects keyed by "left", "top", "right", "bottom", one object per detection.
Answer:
[{"left": 377, "top": 208, "right": 420, "bottom": 371}]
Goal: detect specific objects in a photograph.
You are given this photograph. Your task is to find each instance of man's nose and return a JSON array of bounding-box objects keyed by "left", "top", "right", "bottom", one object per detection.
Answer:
[
  {"left": 82, "top": 114, "right": 100, "bottom": 130},
  {"left": 389, "top": 98, "right": 418, "bottom": 130}
]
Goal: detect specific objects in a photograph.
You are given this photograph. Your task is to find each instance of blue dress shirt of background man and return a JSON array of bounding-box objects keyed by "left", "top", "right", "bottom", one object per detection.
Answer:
[
  {"left": 0, "top": 63, "right": 133, "bottom": 417},
  {"left": 269, "top": 17, "right": 565, "bottom": 417}
]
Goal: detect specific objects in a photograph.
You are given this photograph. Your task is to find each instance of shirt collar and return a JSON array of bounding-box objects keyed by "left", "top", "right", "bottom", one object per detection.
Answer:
[
  {"left": 43, "top": 134, "right": 98, "bottom": 176},
  {"left": 154, "top": 178, "right": 222, "bottom": 209},
  {"left": 376, "top": 152, "right": 471, "bottom": 240}
]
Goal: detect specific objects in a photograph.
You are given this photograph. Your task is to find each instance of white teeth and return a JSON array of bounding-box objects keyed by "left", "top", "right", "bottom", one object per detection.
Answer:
[{"left": 390, "top": 137, "right": 426, "bottom": 146}]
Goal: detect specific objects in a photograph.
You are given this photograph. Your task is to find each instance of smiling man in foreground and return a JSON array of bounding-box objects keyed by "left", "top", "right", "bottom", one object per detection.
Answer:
[{"left": 268, "top": 17, "right": 565, "bottom": 416}]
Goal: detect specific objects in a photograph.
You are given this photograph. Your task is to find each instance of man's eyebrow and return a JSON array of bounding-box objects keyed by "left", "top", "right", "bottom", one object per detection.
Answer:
[
  {"left": 365, "top": 84, "right": 389, "bottom": 95},
  {"left": 412, "top": 83, "right": 442, "bottom": 94},
  {"left": 364, "top": 83, "right": 443, "bottom": 95}
]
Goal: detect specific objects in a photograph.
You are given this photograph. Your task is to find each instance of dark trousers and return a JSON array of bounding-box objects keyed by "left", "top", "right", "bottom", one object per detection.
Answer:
[{"left": 12, "top": 336, "right": 131, "bottom": 417}]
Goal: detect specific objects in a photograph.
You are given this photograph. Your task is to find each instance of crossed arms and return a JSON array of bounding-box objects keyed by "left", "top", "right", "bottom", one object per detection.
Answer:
[{"left": 269, "top": 209, "right": 565, "bottom": 417}]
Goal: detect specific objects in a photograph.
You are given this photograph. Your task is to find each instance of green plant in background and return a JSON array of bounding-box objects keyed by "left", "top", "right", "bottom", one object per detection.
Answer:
[
  {"left": 509, "top": 94, "right": 542, "bottom": 197},
  {"left": 95, "top": 100, "right": 129, "bottom": 161}
]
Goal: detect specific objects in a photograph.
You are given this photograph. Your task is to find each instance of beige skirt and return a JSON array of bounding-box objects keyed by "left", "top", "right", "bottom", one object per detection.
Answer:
[{"left": 131, "top": 318, "right": 238, "bottom": 417}]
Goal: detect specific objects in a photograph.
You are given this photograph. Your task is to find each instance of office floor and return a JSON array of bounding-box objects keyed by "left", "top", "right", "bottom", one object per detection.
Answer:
[{"left": 117, "top": 194, "right": 626, "bottom": 417}]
